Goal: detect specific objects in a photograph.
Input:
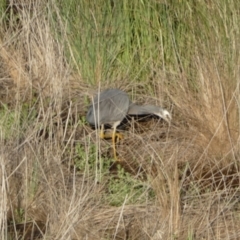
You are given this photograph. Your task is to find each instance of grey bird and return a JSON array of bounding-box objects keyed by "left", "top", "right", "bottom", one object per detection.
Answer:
[
  {"left": 86, "top": 89, "right": 130, "bottom": 160},
  {"left": 86, "top": 88, "right": 171, "bottom": 160}
]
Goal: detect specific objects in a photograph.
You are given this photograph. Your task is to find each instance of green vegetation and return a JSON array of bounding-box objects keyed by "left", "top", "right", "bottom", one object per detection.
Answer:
[
  {"left": 0, "top": 104, "right": 16, "bottom": 140},
  {"left": 0, "top": 0, "right": 240, "bottom": 239},
  {"left": 106, "top": 166, "right": 154, "bottom": 206}
]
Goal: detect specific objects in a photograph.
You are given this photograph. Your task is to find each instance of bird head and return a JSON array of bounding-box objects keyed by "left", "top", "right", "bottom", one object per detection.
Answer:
[{"left": 156, "top": 108, "right": 172, "bottom": 123}]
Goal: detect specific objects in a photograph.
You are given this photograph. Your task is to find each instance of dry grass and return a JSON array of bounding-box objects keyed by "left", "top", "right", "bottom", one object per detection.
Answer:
[{"left": 1, "top": 1, "right": 240, "bottom": 240}]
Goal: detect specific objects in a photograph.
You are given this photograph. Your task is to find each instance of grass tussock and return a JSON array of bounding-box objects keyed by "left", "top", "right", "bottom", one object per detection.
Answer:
[{"left": 1, "top": 0, "right": 240, "bottom": 239}]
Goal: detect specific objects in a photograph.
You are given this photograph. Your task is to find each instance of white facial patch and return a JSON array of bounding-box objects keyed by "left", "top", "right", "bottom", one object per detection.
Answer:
[{"left": 163, "top": 109, "right": 172, "bottom": 121}]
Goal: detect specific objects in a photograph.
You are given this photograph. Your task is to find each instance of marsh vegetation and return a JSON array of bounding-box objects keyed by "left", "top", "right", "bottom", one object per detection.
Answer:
[{"left": 0, "top": 0, "right": 240, "bottom": 239}]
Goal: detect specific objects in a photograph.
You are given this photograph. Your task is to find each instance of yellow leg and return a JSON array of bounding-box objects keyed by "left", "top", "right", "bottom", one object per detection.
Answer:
[
  {"left": 99, "top": 124, "right": 122, "bottom": 161},
  {"left": 115, "top": 132, "right": 123, "bottom": 142},
  {"left": 99, "top": 124, "right": 105, "bottom": 139},
  {"left": 112, "top": 126, "right": 117, "bottom": 161}
]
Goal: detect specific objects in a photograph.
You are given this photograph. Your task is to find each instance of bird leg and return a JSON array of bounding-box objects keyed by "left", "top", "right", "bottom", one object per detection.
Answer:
[
  {"left": 99, "top": 124, "right": 105, "bottom": 139},
  {"left": 102, "top": 132, "right": 123, "bottom": 142},
  {"left": 99, "top": 124, "right": 122, "bottom": 161},
  {"left": 112, "top": 125, "right": 118, "bottom": 161}
]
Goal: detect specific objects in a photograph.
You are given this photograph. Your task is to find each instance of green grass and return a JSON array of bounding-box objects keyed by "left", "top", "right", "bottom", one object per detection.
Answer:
[
  {"left": 53, "top": 1, "right": 184, "bottom": 84},
  {"left": 0, "top": 102, "right": 37, "bottom": 140},
  {"left": 50, "top": 0, "right": 240, "bottom": 103},
  {"left": 0, "top": 104, "right": 16, "bottom": 140}
]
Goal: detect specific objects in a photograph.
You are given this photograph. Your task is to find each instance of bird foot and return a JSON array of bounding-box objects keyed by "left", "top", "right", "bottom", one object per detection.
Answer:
[
  {"left": 115, "top": 133, "right": 124, "bottom": 143},
  {"left": 100, "top": 132, "right": 124, "bottom": 142}
]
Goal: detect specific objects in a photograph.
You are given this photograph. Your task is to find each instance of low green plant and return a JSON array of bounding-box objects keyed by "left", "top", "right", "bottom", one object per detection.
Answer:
[
  {"left": 74, "top": 142, "right": 112, "bottom": 175},
  {"left": 14, "top": 208, "right": 25, "bottom": 223},
  {"left": 74, "top": 143, "right": 95, "bottom": 170},
  {"left": 106, "top": 165, "right": 155, "bottom": 206}
]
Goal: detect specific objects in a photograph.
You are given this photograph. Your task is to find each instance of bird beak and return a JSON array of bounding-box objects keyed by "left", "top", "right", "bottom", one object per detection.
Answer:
[{"left": 163, "top": 115, "right": 171, "bottom": 124}]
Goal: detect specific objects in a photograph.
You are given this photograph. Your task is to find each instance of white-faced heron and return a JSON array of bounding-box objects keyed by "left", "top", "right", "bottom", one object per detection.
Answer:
[{"left": 86, "top": 88, "right": 171, "bottom": 160}]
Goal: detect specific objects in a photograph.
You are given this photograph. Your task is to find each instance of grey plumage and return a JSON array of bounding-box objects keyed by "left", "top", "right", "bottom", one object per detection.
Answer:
[{"left": 86, "top": 89, "right": 130, "bottom": 128}]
